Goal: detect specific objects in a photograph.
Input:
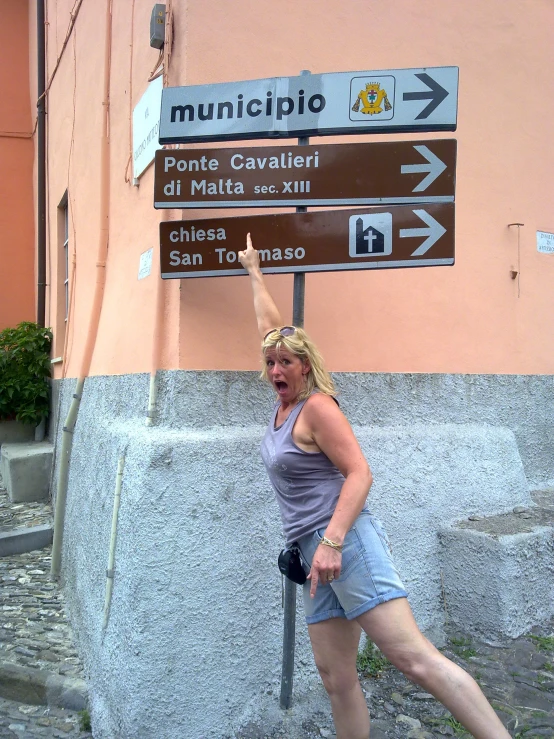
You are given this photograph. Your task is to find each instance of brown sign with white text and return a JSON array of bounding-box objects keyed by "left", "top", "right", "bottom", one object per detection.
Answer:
[
  {"left": 159, "top": 204, "right": 454, "bottom": 279},
  {"left": 154, "top": 140, "right": 456, "bottom": 209}
]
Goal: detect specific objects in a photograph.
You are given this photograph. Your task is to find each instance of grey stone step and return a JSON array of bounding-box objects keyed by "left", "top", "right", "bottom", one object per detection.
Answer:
[
  {"left": 0, "top": 661, "right": 87, "bottom": 711},
  {"left": 0, "top": 443, "right": 53, "bottom": 504},
  {"left": 439, "top": 490, "right": 554, "bottom": 641},
  {"left": 0, "top": 524, "right": 53, "bottom": 557}
]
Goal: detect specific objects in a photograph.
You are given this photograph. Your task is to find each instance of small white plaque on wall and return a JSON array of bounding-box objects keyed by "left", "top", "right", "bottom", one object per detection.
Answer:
[
  {"left": 138, "top": 248, "right": 153, "bottom": 279},
  {"left": 133, "top": 76, "right": 163, "bottom": 180},
  {"left": 537, "top": 231, "right": 554, "bottom": 254}
]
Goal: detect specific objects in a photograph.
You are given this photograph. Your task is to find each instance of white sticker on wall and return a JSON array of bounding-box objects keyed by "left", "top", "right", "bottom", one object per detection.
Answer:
[
  {"left": 138, "top": 248, "right": 153, "bottom": 279},
  {"left": 537, "top": 231, "right": 554, "bottom": 254}
]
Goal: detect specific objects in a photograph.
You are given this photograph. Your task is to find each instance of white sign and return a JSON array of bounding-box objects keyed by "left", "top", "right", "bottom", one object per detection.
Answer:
[
  {"left": 138, "top": 248, "right": 153, "bottom": 279},
  {"left": 537, "top": 231, "right": 554, "bottom": 254},
  {"left": 159, "top": 67, "right": 458, "bottom": 144},
  {"left": 133, "top": 76, "right": 163, "bottom": 179}
]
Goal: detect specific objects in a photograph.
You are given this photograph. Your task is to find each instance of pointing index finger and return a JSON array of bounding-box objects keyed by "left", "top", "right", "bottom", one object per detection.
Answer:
[{"left": 310, "top": 567, "right": 319, "bottom": 599}]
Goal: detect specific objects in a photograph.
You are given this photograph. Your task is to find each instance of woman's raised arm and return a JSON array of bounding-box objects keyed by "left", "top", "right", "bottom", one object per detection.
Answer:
[{"left": 238, "top": 233, "right": 283, "bottom": 339}]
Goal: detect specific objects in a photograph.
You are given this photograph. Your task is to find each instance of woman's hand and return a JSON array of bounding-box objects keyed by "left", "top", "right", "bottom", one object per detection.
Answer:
[
  {"left": 307, "top": 544, "right": 342, "bottom": 598},
  {"left": 238, "top": 233, "right": 260, "bottom": 274}
]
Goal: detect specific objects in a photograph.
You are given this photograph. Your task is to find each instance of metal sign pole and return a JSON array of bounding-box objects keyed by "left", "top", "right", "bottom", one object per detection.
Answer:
[{"left": 279, "top": 71, "right": 310, "bottom": 711}]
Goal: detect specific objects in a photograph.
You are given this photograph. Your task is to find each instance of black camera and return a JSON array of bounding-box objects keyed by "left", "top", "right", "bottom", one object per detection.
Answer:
[{"left": 278, "top": 546, "right": 309, "bottom": 585}]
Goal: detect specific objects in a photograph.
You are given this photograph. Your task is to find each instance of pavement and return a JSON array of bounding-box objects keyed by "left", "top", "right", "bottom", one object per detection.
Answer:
[
  {"left": 0, "top": 484, "right": 92, "bottom": 739},
  {"left": 236, "top": 621, "right": 554, "bottom": 739},
  {"left": 1, "top": 479, "right": 553, "bottom": 739}
]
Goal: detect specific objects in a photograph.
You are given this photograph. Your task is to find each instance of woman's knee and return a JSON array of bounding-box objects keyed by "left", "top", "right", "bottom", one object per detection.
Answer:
[
  {"left": 385, "top": 644, "right": 443, "bottom": 686},
  {"left": 315, "top": 659, "right": 359, "bottom": 697}
]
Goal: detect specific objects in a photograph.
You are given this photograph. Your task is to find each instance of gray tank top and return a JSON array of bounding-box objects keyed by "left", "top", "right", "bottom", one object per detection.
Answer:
[{"left": 260, "top": 395, "right": 346, "bottom": 545}]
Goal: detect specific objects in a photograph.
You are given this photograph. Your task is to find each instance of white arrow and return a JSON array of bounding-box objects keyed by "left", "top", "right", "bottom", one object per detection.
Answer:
[
  {"left": 401, "top": 145, "right": 447, "bottom": 192},
  {"left": 399, "top": 209, "right": 447, "bottom": 256}
]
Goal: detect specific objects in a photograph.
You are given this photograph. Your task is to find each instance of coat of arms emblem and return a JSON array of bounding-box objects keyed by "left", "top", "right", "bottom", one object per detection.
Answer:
[{"left": 352, "top": 82, "right": 392, "bottom": 115}]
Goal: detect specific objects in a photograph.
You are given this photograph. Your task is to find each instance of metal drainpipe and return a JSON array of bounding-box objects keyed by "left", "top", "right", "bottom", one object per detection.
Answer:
[{"left": 37, "top": 0, "right": 46, "bottom": 328}]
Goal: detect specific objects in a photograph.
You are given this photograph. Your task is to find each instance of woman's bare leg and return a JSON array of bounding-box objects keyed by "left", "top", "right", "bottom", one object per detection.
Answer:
[
  {"left": 357, "top": 598, "right": 511, "bottom": 739},
  {"left": 308, "top": 618, "right": 370, "bottom": 739}
]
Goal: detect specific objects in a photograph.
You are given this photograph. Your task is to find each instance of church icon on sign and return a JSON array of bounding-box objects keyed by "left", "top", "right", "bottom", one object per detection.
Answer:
[{"left": 349, "top": 213, "right": 393, "bottom": 258}]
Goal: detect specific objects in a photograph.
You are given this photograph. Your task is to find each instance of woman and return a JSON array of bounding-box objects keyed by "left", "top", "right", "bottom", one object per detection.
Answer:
[{"left": 238, "top": 234, "right": 511, "bottom": 739}]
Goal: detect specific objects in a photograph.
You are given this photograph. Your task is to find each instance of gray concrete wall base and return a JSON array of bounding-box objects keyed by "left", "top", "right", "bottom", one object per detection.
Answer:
[
  {"left": 438, "top": 526, "right": 554, "bottom": 641},
  {"left": 1, "top": 442, "right": 53, "bottom": 502},
  {"left": 61, "top": 421, "right": 318, "bottom": 739},
  {"left": 152, "top": 371, "right": 554, "bottom": 488},
  {"left": 48, "top": 371, "right": 554, "bottom": 487},
  {"left": 58, "top": 414, "right": 530, "bottom": 739},
  {"left": 46, "top": 371, "right": 553, "bottom": 738}
]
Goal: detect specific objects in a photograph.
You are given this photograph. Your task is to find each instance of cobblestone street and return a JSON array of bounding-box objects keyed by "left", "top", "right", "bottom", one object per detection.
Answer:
[
  {"left": 0, "top": 698, "right": 90, "bottom": 739},
  {"left": 0, "top": 489, "right": 91, "bottom": 739}
]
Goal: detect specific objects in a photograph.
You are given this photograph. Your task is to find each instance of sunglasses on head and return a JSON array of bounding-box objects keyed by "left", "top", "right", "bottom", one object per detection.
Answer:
[{"left": 263, "top": 326, "right": 297, "bottom": 342}]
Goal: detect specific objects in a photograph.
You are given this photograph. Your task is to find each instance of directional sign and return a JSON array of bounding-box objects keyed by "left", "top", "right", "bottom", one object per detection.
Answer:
[
  {"left": 154, "top": 139, "right": 456, "bottom": 209},
  {"left": 159, "top": 67, "right": 458, "bottom": 144},
  {"left": 159, "top": 204, "right": 454, "bottom": 279}
]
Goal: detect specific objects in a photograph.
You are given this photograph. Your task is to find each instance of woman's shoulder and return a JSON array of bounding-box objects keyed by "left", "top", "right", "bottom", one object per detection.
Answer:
[{"left": 303, "top": 391, "right": 341, "bottom": 418}]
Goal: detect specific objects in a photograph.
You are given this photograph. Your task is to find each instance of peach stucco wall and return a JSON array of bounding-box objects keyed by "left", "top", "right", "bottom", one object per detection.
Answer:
[
  {"left": 41, "top": 0, "right": 554, "bottom": 377},
  {"left": 0, "top": 0, "right": 35, "bottom": 331}
]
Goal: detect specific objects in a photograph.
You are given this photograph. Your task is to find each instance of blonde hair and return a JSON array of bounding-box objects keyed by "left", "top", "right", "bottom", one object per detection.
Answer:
[{"left": 261, "top": 327, "right": 336, "bottom": 400}]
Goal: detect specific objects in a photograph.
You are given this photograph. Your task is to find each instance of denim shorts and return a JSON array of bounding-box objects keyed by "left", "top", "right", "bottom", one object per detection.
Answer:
[{"left": 296, "top": 511, "right": 408, "bottom": 624}]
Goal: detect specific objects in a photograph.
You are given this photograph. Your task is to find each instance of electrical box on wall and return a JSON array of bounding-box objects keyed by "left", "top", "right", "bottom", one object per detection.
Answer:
[{"left": 150, "top": 4, "right": 166, "bottom": 49}]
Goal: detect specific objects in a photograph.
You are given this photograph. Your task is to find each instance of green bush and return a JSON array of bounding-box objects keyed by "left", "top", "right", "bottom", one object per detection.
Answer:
[{"left": 0, "top": 321, "right": 53, "bottom": 425}]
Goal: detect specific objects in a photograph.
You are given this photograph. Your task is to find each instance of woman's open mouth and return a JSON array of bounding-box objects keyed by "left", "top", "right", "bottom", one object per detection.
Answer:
[{"left": 275, "top": 381, "right": 288, "bottom": 394}]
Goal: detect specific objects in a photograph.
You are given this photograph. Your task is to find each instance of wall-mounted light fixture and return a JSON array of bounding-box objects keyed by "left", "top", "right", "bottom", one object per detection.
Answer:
[{"left": 150, "top": 4, "right": 166, "bottom": 49}]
